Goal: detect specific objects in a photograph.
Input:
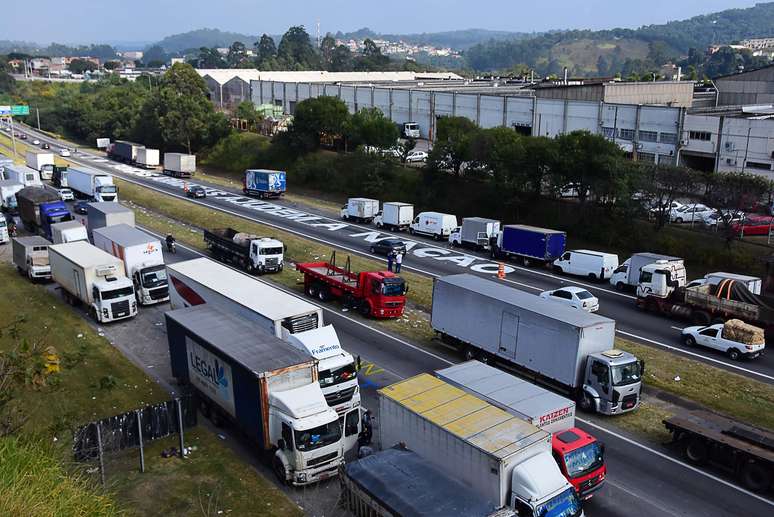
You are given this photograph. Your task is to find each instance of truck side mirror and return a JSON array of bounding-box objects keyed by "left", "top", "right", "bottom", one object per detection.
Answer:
[
  {"left": 640, "top": 360, "right": 646, "bottom": 375},
  {"left": 277, "top": 438, "right": 286, "bottom": 451}
]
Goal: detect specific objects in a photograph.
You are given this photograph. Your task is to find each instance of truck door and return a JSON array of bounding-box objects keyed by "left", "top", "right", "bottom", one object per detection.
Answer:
[{"left": 498, "top": 312, "right": 519, "bottom": 359}]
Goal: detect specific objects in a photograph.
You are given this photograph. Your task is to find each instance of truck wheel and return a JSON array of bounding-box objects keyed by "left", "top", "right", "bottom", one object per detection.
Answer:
[
  {"left": 553, "top": 265, "right": 563, "bottom": 274},
  {"left": 433, "top": 233, "right": 441, "bottom": 241},
  {"left": 246, "top": 263, "right": 255, "bottom": 275},
  {"left": 578, "top": 393, "right": 594, "bottom": 413},
  {"left": 588, "top": 273, "right": 597, "bottom": 281},
  {"left": 683, "top": 438, "right": 708, "bottom": 464},
  {"left": 370, "top": 246, "right": 376, "bottom": 254},
  {"left": 615, "top": 282, "right": 625, "bottom": 291},
  {"left": 360, "top": 303, "right": 371, "bottom": 317},
  {"left": 408, "top": 227, "right": 415, "bottom": 235},
  {"left": 727, "top": 348, "right": 741, "bottom": 361},
  {"left": 522, "top": 257, "right": 531, "bottom": 267},
  {"left": 741, "top": 461, "right": 772, "bottom": 492},
  {"left": 463, "top": 347, "right": 476, "bottom": 362},
  {"left": 306, "top": 283, "right": 319, "bottom": 298},
  {"left": 89, "top": 306, "right": 99, "bottom": 322},
  {"left": 317, "top": 286, "right": 330, "bottom": 302},
  {"left": 273, "top": 457, "right": 288, "bottom": 485}
]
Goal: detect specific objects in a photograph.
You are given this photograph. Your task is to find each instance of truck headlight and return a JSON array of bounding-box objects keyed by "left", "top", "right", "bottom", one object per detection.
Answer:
[
  {"left": 102, "top": 308, "right": 109, "bottom": 316},
  {"left": 296, "top": 472, "right": 307, "bottom": 482}
]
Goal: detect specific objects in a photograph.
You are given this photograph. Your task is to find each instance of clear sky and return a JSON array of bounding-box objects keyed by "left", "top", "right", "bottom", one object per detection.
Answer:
[{"left": 2, "top": 0, "right": 758, "bottom": 45}]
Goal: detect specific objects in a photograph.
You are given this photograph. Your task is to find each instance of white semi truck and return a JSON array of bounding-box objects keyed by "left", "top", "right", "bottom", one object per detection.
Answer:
[
  {"left": 48, "top": 241, "right": 138, "bottom": 323},
  {"left": 25, "top": 150, "right": 55, "bottom": 180},
  {"left": 92, "top": 224, "right": 169, "bottom": 305},
  {"left": 68, "top": 168, "right": 118, "bottom": 202}
]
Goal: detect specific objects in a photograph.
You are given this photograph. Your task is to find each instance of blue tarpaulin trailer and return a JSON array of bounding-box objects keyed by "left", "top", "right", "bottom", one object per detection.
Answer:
[
  {"left": 493, "top": 224, "right": 566, "bottom": 264},
  {"left": 243, "top": 169, "right": 286, "bottom": 198}
]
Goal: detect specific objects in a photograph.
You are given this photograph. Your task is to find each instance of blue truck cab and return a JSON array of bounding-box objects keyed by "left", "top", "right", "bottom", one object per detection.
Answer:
[
  {"left": 243, "top": 169, "right": 286, "bottom": 199},
  {"left": 40, "top": 201, "right": 73, "bottom": 241},
  {"left": 492, "top": 224, "right": 566, "bottom": 266}
]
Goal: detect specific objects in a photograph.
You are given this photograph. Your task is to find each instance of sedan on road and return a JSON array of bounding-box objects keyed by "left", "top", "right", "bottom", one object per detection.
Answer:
[
  {"left": 540, "top": 286, "right": 599, "bottom": 312},
  {"left": 41, "top": 143, "right": 50, "bottom": 150},
  {"left": 73, "top": 201, "right": 90, "bottom": 215},
  {"left": 681, "top": 324, "right": 765, "bottom": 360},
  {"left": 186, "top": 185, "right": 207, "bottom": 199},
  {"left": 405, "top": 150, "right": 428, "bottom": 163},
  {"left": 369, "top": 238, "right": 407, "bottom": 256},
  {"left": 670, "top": 204, "right": 713, "bottom": 224},
  {"left": 32, "top": 139, "right": 40, "bottom": 145},
  {"left": 59, "top": 148, "right": 71, "bottom": 157}
]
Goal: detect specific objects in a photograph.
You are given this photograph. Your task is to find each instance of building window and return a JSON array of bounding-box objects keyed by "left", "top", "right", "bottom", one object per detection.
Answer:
[
  {"left": 746, "top": 161, "right": 772, "bottom": 171},
  {"left": 619, "top": 128, "right": 635, "bottom": 141},
  {"left": 601, "top": 127, "right": 615, "bottom": 139},
  {"left": 658, "top": 154, "right": 675, "bottom": 166},
  {"left": 639, "top": 130, "right": 658, "bottom": 142},
  {"left": 689, "top": 131, "right": 712, "bottom": 142},
  {"left": 638, "top": 152, "right": 656, "bottom": 163},
  {"left": 660, "top": 132, "right": 677, "bottom": 144}
]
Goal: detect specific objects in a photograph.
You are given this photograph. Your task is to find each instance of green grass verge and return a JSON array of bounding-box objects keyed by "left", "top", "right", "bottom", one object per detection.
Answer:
[{"left": 118, "top": 179, "right": 774, "bottom": 444}]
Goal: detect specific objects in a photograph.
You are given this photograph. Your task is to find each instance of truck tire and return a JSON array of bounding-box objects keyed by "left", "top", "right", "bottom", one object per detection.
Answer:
[
  {"left": 317, "top": 286, "right": 330, "bottom": 302},
  {"left": 740, "top": 461, "right": 772, "bottom": 492},
  {"left": 553, "top": 265, "right": 563, "bottom": 274},
  {"left": 578, "top": 393, "right": 594, "bottom": 413},
  {"left": 370, "top": 246, "right": 376, "bottom": 254},
  {"left": 691, "top": 311, "right": 711, "bottom": 326},
  {"left": 615, "top": 281, "right": 625, "bottom": 291},
  {"left": 684, "top": 438, "right": 708, "bottom": 464},
  {"left": 463, "top": 347, "right": 476, "bottom": 362},
  {"left": 306, "top": 283, "right": 319, "bottom": 299},
  {"left": 408, "top": 227, "right": 415, "bottom": 235},
  {"left": 273, "top": 457, "right": 288, "bottom": 485},
  {"left": 727, "top": 348, "right": 741, "bottom": 361},
  {"left": 588, "top": 273, "right": 597, "bottom": 281},
  {"left": 360, "top": 302, "right": 371, "bottom": 317}
]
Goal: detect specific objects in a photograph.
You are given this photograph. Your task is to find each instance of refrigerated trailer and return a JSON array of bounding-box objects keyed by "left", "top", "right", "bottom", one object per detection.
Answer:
[
  {"left": 135, "top": 148, "right": 160, "bottom": 168},
  {"left": 163, "top": 153, "right": 196, "bottom": 178},
  {"left": 431, "top": 274, "right": 643, "bottom": 415}
]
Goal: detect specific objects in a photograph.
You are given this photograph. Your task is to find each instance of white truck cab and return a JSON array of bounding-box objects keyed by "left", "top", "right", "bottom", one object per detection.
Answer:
[
  {"left": 91, "top": 276, "right": 137, "bottom": 323},
  {"left": 510, "top": 453, "right": 584, "bottom": 517},
  {"left": 636, "top": 260, "right": 688, "bottom": 299},
  {"left": 250, "top": 237, "right": 284, "bottom": 272}
]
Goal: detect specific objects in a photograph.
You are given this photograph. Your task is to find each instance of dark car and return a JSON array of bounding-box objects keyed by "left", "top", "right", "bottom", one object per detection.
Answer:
[
  {"left": 186, "top": 185, "right": 206, "bottom": 198},
  {"left": 370, "top": 238, "right": 407, "bottom": 256},
  {"left": 41, "top": 143, "right": 50, "bottom": 149},
  {"left": 19, "top": 134, "right": 27, "bottom": 140},
  {"left": 73, "top": 201, "right": 90, "bottom": 214}
]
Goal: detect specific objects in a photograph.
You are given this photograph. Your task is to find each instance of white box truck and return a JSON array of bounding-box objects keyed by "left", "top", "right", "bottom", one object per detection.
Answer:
[
  {"left": 135, "top": 148, "right": 160, "bottom": 168},
  {"left": 51, "top": 220, "right": 88, "bottom": 244},
  {"left": 373, "top": 202, "right": 413, "bottom": 231},
  {"left": 86, "top": 202, "right": 135, "bottom": 237},
  {"left": 436, "top": 361, "right": 607, "bottom": 500},
  {"left": 12, "top": 236, "right": 52, "bottom": 281},
  {"left": 340, "top": 198, "right": 379, "bottom": 223},
  {"left": 379, "top": 374, "right": 584, "bottom": 517},
  {"left": 92, "top": 224, "right": 169, "bottom": 305},
  {"left": 25, "top": 150, "right": 55, "bottom": 179},
  {"left": 167, "top": 258, "right": 361, "bottom": 443},
  {"left": 68, "top": 168, "right": 118, "bottom": 202},
  {"left": 449, "top": 217, "right": 501, "bottom": 249},
  {"left": 409, "top": 211, "right": 458, "bottom": 239},
  {"left": 48, "top": 241, "right": 138, "bottom": 322},
  {"left": 163, "top": 153, "right": 196, "bottom": 178},
  {"left": 609, "top": 252, "right": 685, "bottom": 291},
  {"left": 3, "top": 163, "right": 42, "bottom": 187},
  {"left": 0, "top": 180, "right": 23, "bottom": 212}
]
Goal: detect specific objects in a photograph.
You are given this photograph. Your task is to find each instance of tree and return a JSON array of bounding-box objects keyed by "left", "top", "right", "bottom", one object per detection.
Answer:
[
  {"left": 330, "top": 45, "right": 353, "bottom": 72},
  {"left": 227, "top": 41, "right": 248, "bottom": 68},
  {"left": 637, "top": 164, "right": 697, "bottom": 230},
  {"left": 103, "top": 61, "right": 121, "bottom": 71},
  {"left": 235, "top": 100, "right": 261, "bottom": 128},
  {"left": 354, "top": 39, "right": 390, "bottom": 71},
  {"left": 68, "top": 59, "right": 97, "bottom": 74},
  {"left": 143, "top": 45, "right": 168, "bottom": 66},
  {"left": 705, "top": 172, "right": 774, "bottom": 241},
  {"left": 195, "top": 47, "right": 225, "bottom": 68},
  {"left": 283, "top": 96, "right": 350, "bottom": 153},
  {"left": 469, "top": 127, "right": 526, "bottom": 187},
  {"left": 428, "top": 116, "right": 479, "bottom": 176},
  {"left": 345, "top": 108, "right": 398, "bottom": 150},
  {"left": 255, "top": 34, "right": 277, "bottom": 68},
  {"left": 320, "top": 34, "right": 337, "bottom": 70},
  {"left": 277, "top": 26, "right": 319, "bottom": 70}
]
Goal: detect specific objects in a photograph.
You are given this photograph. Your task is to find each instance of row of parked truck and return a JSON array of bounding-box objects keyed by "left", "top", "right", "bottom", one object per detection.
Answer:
[{"left": 106, "top": 140, "right": 196, "bottom": 178}]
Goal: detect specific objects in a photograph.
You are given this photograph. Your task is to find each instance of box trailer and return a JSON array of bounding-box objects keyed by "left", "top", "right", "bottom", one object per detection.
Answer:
[
  {"left": 163, "top": 153, "right": 196, "bottom": 178},
  {"left": 340, "top": 198, "right": 379, "bottom": 223},
  {"left": 3, "top": 163, "right": 42, "bottom": 187},
  {"left": 243, "top": 169, "right": 286, "bottom": 198},
  {"left": 51, "top": 220, "right": 88, "bottom": 244},
  {"left": 12, "top": 236, "right": 51, "bottom": 281},
  {"left": 610, "top": 252, "right": 685, "bottom": 290},
  {"left": 341, "top": 446, "right": 516, "bottom": 517},
  {"left": 492, "top": 224, "right": 566, "bottom": 265},
  {"left": 86, "top": 202, "right": 134, "bottom": 237},
  {"left": 449, "top": 217, "right": 501, "bottom": 249},
  {"left": 135, "top": 148, "right": 160, "bottom": 168},
  {"left": 15, "top": 186, "right": 71, "bottom": 235},
  {"left": 373, "top": 202, "right": 413, "bottom": 231},
  {"left": 25, "top": 150, "right": 55, "bottom": 179},
  {"left": 48, "top": 241, "right": 137, "bottom": 323},
  {"left": 166, "top": 305, "right": 345, "bottom": 485},
  {"left": 0, "top": 180, "right": 23, "bottom": 213},
  {"left": 436, "top": 361, "right": 606, "bottom": 499},
  {"left": 379, "top": 374, "right": 582, "bottom": 516},
  {"left": 107, "top": 140, "right": 142, "bottom": 163},
  {"left": 432, "top": 274, "right": 642, "bottom": 415},
  {"left": 93, "top": 224, "right": 169, "bottom": 305},
  {"left": 68, "top": 168, "right": 118, "bottom": 202}
]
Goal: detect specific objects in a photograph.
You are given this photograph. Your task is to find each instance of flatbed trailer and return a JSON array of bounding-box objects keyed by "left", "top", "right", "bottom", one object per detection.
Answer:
[
  {"left": 664, "top": 410, "right": 774, "bottom": 492},
  {"left": 296, "top": 253, "right": 406, "bottom": 318}
]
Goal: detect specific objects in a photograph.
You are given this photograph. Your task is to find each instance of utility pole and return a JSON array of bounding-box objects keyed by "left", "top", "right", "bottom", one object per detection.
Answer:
[
  {"left": 316, "top": 20, "right": 321, "bottom": 49},
  {"left": 36, "top": 108, "right": 41, "bottom": 130}
]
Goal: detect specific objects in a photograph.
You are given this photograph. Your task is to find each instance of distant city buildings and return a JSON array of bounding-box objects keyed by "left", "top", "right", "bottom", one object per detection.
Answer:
[{"left": 334, "top": 38, "right": 461, "bottom": 59}]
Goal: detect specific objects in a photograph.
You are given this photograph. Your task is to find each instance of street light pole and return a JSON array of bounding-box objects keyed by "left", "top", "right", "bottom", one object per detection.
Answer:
[{"left": 36, "top": 108, "right": 41, "bottom": 130}]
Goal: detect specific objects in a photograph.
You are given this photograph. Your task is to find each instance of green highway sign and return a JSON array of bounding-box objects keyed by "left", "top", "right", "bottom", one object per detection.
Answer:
[{"left": 11, "top": 105, "right": 29, "bottom": 116}]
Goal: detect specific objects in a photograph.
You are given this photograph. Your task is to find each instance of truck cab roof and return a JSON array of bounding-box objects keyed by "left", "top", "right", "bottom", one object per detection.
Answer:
[
  {"left": 511, "top": 452, "right": 571, "bottom": 503},
  {"left": 94, "top": 276, "right": 133, "bottom": 291},
  {"left": 551, "top": 428, "right": 597, "bottom": 455},
  {"left": 271, "top": 383, "right": 337, "bottom": 423},
  {"left": 288, "top": 325, "right": 346, "bottom": 361},
  {"left": 587, "top": 349, "right": 637, "bottom": 366}
]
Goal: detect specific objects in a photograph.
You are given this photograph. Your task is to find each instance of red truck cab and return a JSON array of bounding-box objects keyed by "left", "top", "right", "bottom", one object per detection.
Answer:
[
  {"left": 359, "top": 270, "right": 406, "bottom": 318},
  {"left": 552, "top": 427, "right": 606, "bottom": 499}
]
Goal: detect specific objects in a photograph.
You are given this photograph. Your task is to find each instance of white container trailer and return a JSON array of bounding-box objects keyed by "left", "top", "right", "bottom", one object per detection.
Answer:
[
  {"left": 86, "top": 202, "right": 135, "bottom": 237},
  {"left": 25, "top": 150, "right": 55, "bottom": 179},
  {"left": 449, "top": 217, "right": 501, "bottom": 249},
  {"left": 68, "top": 167, "right": 118, "bottom": 202},
  {"left": 48, "top": 241, "right": 137, "bottom": 323},
  {"left": 409, "top": 211, "right": 458, "bottom": 239},
  {"left": 136, "top": 148, "right": 160, "bottom": 168},
  {"left": 163, "top": 153, "right": 196, "bottom": 177},
  {"left": 340, "top": 198, "right": 379, "bottom": 223},
  {"left": 92, "top": 224, "right": 169, "bottom": 305},
  {"left": 51, "top": 220, "right": 88, "bottom": 244},
  {"left": 373, "top": 202, "right": 413, "bottom": 231},
  {"left": 3, "top": 163, "right": 42, "bottom": 187},
  {"left": 0, "top": 180, "right": 23, "bottom": 212},
  {"left": 379, "top": 374, "right": 582, "bottom": 516}
]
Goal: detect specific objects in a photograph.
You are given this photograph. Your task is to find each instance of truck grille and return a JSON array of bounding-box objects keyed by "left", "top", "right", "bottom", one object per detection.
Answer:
[
  {"left": 283, "top": 313, "right": 319, "bottom": 334},
  {"left": 307, "top": 451, "right": 338, "bottom": 467},
  {"left": 149, "top": 287, "right": 169, "bottom": 300},
  {"left": 111, "top": 300, "right": 130, "bottom": 318},
  {"left": 324, "top": 386, "right": 356, "bottom": 407},
  {"left": 265, "top": 257, "right": 279, "bottom": 266},
  {"left": 580, "top": 474, "right": 601, "bottom": 491},
  {"left": 384, "top": 301, "right": 403, "bottom": 308},
  {"left": 621, "top": 394, "right": 638, "bottom": 410}
]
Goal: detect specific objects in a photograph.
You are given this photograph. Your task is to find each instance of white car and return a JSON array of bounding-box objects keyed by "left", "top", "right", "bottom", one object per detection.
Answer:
[
  {"left": 59, "top": 148, "right": 71, "bottom": 157},
  {"left": 681, "top": 324, "right": 765, "bottom": 360},
  {"left": 405, "top": 150, "right": 428, "bottom": 163},
  {"left": 701, "top": 210, "right": 744, "bottom": 229},
  {"left": 539, "top": 286, "right": 599, "bottom": 312},
  {"left": 32, "top": 139, "right": 40, "bottom": 145},
  {"left": 670, "top": 204, "right": 714, "bottom": 224},
  {"left": 56, "top": 188, "right": 74, "bottom": 201}
]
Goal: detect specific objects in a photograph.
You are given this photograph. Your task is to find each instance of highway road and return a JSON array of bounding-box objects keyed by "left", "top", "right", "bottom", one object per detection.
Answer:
[
  {"left": 6, "top": 125, "right": 774, "bottom": 515},
  {"left": 11, "top": 124, "right": 774, "bottom": 385}
]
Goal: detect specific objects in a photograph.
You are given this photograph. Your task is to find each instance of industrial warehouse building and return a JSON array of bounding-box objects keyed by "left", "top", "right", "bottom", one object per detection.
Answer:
[{"left": 714, "top": 64, "right": 774, "bottom": 106}]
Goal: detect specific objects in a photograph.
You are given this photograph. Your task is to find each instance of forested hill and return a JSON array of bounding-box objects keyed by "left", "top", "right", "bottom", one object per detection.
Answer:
[
  {"left": 465, "top": 2, "right": 774, "bottom": 75},
  {"left": 156, "top": 28, "right": 259, "bottom": 53},
  {"left": 334, "top": 28, "right": 531, "bottom": 49}
]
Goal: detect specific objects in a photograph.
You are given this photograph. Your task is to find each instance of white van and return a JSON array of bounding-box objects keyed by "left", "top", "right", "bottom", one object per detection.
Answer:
[
  {"left": 409, "top": 211, "right": 458, "bottom": 240},
  {"left": 553, "top": 250, "right": 619, "bottom": 280}
]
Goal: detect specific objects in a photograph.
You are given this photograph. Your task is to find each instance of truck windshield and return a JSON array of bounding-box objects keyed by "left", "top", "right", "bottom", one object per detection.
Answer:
[
  {"left": 260, "top": 247, "right": 283, "bottom": 255},
  {"left": 50, "top": 214, "right": 72, "bottom": 224},
  {"left": 319, "top": 363, "right": 357, "bottom": 388},
  {"left": 99, "top": 185, "right": 117, "bottom": 194},
  {"left": 294, "top": 421, "right": 342, "bottom": 452},
  {"left": 535, "top": 487, "right": 582, "bottom": 517},
  {"left": 381, "top": 278, "right": 406, "bottom": 296},
  {"left": 101, "top": 286, "right": 134, "bottom": 300},
  {"left": 141, "top": 267, "right": 168, "bottom": 288},
  {"left": 563, "top": 441, "right": 604, "bottom": 478},
  {"left": 611, "top": 361, "right": 642, "bottom": 386}
]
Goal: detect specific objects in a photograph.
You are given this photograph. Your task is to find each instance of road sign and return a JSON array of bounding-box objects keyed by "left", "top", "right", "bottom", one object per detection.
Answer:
[{"left": 10, "top": 105, "right": 29, "bottom": 116}]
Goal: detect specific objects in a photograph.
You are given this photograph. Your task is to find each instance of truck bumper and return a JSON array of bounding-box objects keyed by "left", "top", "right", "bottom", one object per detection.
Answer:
[
  {"left": 373, "top": 307, "right": 404, "bottom": 318},
  {"left": 599, "top": 397, "right": 640, "bottom": 415},
  {"left": 291, "top": 461, "right": 342, "bottom": 486},
  {"left": 578, "top": 475, "right": 606, "bottom": 500}
]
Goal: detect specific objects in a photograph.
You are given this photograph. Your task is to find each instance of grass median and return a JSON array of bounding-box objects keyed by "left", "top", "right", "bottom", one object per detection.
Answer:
[
  {"left": 117, "top": 178, "right": 774, "bottom": 444},
  {"left": 0, "top": 263, "right": 302, "bottom": 516}
]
